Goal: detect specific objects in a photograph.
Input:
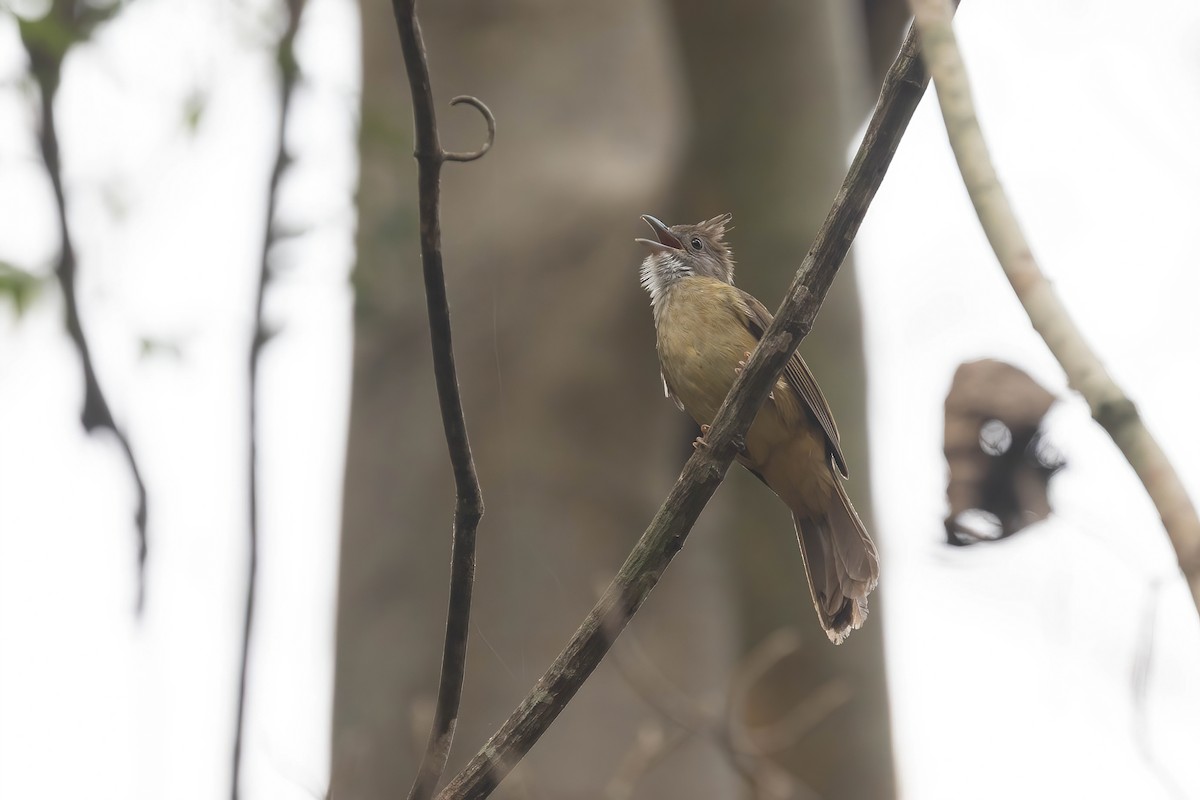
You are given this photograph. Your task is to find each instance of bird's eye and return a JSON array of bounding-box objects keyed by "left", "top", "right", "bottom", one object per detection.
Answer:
[{"left": 690, "top": 237, "right": 703, "bottom": 251}]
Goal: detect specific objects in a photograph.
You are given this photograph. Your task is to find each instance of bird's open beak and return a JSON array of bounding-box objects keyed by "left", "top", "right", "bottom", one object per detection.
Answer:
[{"left": 636, "top": 214, "right": 684, "bottom": 252}]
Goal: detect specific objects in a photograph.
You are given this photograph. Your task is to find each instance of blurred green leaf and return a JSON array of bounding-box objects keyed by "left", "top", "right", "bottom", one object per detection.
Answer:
[
  {"left": 12, "top": 0, "right": 130, "bottom": 65},
  {"left": 15, "top": 10, "right": 80, "bottom": 61},
  {"left": 276, "top": 37, "right": 297, "bottom": 80},
  {"left": 0, "top": 262, "right": 45, "bottom": 317},
  {"left": 182, "top": 88, "right": 207, "bottom": 134},
  {"left": 138, "top": 337, "right": 183, "bottom": 360},
  {"left": 360, "top": 106, "right": 411, "bottom": 149}
]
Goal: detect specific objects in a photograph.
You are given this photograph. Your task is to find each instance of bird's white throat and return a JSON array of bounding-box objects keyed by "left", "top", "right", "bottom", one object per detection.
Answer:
[{"left": 639, "top": 251, "right": 692, "bottom": 317}]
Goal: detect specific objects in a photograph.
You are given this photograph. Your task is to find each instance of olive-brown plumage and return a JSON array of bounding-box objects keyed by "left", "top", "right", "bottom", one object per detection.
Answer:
[{"left": 636, "top": 214, "right": 878, "bottom": 644}]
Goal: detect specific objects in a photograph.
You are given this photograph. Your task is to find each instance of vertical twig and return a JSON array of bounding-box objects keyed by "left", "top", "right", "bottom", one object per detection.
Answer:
[
  {"left": 232, "top": 1, "right": 307, "bottom": 797},
  {"left": 18, "top": 2, "right": 150, "bottom": 611},
  {"left": 908, "top": 0, "right": 1200, "bottom": 612},
  {"left": 390, "top": 2, "right": 493, "bottom": 798},
  {"left": 437, "top": 18, "right": 942, "bottom": 800}
]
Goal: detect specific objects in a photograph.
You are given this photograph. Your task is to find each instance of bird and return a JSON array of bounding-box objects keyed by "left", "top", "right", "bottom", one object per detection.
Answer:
[{"left": 636, "top": 213, "right": 878, "bottom": 644}]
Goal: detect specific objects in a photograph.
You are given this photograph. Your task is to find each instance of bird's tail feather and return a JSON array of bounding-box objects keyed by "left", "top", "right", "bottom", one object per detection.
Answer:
[{"left": 792, "top": 480, "right": 879, "bottom": 644}]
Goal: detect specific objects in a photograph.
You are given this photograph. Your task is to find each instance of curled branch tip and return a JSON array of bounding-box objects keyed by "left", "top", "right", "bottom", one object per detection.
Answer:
[{"left": 443, "top": 95, "right": 495, "bottom": 163}]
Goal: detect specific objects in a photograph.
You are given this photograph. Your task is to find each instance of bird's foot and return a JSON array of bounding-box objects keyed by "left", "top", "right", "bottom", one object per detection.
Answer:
[
  {"left": 735, "top": 351, "right": 774, "bottom": 400},
  {"left": 693, "top": 425, "right": 748, "bottom": 456},
  {"left": 734, "top": 351, "right": 752, "bottom": 375}
]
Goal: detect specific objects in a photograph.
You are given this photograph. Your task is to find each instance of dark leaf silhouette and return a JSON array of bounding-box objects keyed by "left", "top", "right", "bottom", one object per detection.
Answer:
[{"left": 944, "top": 359, "right": 1065, "bottom": 545}]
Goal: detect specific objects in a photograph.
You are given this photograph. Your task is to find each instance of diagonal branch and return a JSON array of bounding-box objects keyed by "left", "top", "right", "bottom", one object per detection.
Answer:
[
  {"left": 437, "top": 17, "right": 943, "bottom": 800},
  {"left": 390, "top": 2, "right": 491, "bottom": 798},
  {"left": 908, "top": 0, "right": 1200, "bottom": 612},
  {"left": 18, "top": 2, "right": 150, "bottom": 612},
  {"left": 232, "top": 0, "right": 307, "bottom": 797}
]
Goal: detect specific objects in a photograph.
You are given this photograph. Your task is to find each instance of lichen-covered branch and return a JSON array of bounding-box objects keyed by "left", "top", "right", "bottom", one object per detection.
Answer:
[
  {"left": 909, "top": 0, "right": 1200, "bottom": 611},
  {"left": 437, "top": 19, "right": 939, "bottom": 800},
  {"left": 389, "top": 2, "right": 493, "bottom": 798}
]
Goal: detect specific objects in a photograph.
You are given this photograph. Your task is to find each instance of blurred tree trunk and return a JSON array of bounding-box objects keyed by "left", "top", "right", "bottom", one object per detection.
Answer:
[
  {"left": 665, "top": 0, "right": 896, "bottom": 797},
  {"left": 331, "top": 1, "right": 740, "bottom": 798}
]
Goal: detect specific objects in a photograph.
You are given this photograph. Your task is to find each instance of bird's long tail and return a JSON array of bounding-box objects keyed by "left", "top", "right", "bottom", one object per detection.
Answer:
[{"left": 792, "top": 479, "right": 879, "bottom": 644}]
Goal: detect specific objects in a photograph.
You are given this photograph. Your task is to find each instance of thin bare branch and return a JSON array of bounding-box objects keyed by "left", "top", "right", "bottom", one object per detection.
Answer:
[
  {"left": 18, "top": 2, "right": 150, "bottom": 612},
  {"left": 437, "top": 18, "right": 941, "bottom": 799},
  {"left": 909, "top": 0, "right": 1200, "bottom": 612},
  {"left": 390, "top": 1, "right": 490, "bottom": 798},
  {"left": 608, "top": 628, "right": 842, "bottom": 799},
  {"left": 232, "top": 0, "right": 307, "bottom": 797},
  {"left": 604, "top": 721, "right": 691, "bottom": 800},
  {"left": 611, "top": 636, "right": 718, "bottom": 733},
  {"left": 724, "top": 630, "right": 847, "bottom": 758}
]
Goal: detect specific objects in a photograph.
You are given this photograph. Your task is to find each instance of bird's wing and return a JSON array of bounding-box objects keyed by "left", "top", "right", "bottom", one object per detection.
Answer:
[{"left": 733, "top": 288, "right": 849, "bottom": 478}]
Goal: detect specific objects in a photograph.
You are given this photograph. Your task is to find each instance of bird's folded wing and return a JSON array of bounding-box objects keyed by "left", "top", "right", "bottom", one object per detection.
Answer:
[{"left": 732, "top": 288, "right": 849, "bottom": 478}]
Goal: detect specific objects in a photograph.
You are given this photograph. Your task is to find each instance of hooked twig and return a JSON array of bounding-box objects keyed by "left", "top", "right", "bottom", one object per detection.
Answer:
[
  {"left": 17, "top": 1, "right": 150, "bottom": 611},
  {"left": 390, "top": 1, "right": 491, "bottom": 799},
  {"left": 443, "top": 96, "right": 495, "bottom": 163},
  {"left": 908, "top": 0, "right": 1200, "bottom": 613},
  {"left": 437, "top": 15, "right": 945, "bottom": 799},
  {"left": 232, "top": 0, "right": 307, "bottom": 797}
]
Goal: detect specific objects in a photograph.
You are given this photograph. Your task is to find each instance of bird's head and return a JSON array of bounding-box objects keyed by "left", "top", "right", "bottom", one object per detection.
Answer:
[{"left": 636, "top": 213, "right": 735, "bottom": 307}]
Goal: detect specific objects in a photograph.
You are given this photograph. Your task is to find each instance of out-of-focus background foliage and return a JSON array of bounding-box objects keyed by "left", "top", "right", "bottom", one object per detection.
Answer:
[{"left": 3, "top": 1, "right": 1200, "bottom": 799}]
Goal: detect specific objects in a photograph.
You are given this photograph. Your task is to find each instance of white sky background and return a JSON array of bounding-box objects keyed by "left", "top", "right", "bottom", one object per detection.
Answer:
[
  {"left": 0, "top": 1, "right": 1198, "bottom": 800},
  {"left": 0, "top": 0, "right": 358, "bottom": 798},
  {"left": 859, "top": 1, "right": 1200, "bottom": 798}
]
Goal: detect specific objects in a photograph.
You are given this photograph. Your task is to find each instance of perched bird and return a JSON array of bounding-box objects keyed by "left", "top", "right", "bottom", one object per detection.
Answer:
[{"left": 636, "top": 213, "right": 878, "bottom": 644}]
